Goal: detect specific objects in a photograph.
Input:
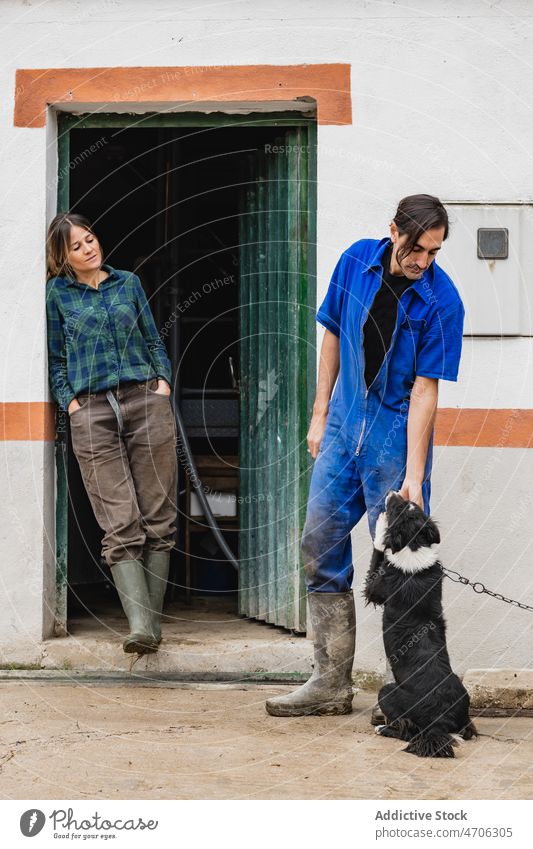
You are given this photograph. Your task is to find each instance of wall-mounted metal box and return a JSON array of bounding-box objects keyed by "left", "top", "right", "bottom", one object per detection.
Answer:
[
  {"left": 440, "top": 204, "right": 533, "bottom": 335},
  {"left": 477, "top": 227, "right": 508, "bottom": 260}
]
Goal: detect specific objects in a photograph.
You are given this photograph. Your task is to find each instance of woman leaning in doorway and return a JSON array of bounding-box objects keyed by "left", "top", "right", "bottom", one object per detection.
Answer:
[{"left": 45, "top": 213, "right": 177, "bottom": 655}]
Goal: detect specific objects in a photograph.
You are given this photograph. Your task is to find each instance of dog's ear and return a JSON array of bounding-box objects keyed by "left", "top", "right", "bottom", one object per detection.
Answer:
[
  {"left": 413, "top": 512, "right": 440, "bottom": 548},
  {"left": 423, "top": 517, "right": 440, "bottom": 547},
  {"left": 387, "top": 505, "right": 413, "bottom": 553}
]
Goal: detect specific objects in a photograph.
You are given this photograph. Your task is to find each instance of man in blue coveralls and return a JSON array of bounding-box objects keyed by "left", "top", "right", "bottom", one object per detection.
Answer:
[{"left": 266, "top": 194, "right": 465, "bottom": 719}]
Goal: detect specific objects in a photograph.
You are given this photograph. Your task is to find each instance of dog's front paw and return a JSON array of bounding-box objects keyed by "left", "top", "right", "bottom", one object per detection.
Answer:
[{"left": 374, "top": 725, "right": 387, "bottom": 735}]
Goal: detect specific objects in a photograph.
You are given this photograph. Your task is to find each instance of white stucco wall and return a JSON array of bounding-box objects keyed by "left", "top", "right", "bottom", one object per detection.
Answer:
[
  {"left": 0, "top": 442, "right": 56, "bottom": 658},
  {"left": 1, "top": 0, "right": 532, "bottom": 668}
]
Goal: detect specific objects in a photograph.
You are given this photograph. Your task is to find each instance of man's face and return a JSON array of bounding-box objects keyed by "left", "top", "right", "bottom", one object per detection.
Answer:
[{"left": 390, "top": 223, "right": 445, "bottom": 280}]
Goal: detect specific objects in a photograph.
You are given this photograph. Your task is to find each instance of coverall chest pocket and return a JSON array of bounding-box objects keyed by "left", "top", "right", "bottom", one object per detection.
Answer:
[{"left": 393, "top": 316, "right": 426, "bottom": 375}]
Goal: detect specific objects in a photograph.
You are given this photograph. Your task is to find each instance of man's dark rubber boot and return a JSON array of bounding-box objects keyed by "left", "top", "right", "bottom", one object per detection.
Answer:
[
  {"left": 111, "top": 560, "right": 158, "bottom": 654},
  {"left": 144, "top": 549, "right": 170, "bottom": 645},
  {"left": 265, "top": 591, "right": 356, "bottom": 716}
]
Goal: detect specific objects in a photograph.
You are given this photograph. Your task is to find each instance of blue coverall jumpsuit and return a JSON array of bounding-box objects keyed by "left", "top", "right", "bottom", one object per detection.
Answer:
[{"left": 303, "top": 237, "right": 465, "bottom": 593}]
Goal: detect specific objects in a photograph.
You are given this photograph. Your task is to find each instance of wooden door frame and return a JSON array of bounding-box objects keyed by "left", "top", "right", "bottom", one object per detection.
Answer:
[{"left": 54, "top": 110, "right": 317, "bottom": 633}]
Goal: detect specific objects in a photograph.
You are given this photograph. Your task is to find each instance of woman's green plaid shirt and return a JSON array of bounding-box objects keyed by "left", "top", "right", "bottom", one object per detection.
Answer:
[{"left": 46, "top": 265, "right": 173, "bottom": 411}]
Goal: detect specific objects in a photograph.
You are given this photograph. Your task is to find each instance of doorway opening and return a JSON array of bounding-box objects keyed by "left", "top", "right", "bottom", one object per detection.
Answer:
[{"left": 55, "top": 112, "right": 316, "bottom": 638}]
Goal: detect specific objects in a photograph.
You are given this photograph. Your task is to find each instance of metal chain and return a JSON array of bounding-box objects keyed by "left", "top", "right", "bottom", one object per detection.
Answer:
[{"left": 442, "top": 567, "right": 533, "bottom": 612}]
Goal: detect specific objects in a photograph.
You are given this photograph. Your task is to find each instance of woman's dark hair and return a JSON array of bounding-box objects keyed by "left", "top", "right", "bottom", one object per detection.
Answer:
[
  {"left": 393, "top": 194, "right": 449, "bottom": 264},
  {"left": 46, "top": 213, "right": 102, "bottom": 280}
]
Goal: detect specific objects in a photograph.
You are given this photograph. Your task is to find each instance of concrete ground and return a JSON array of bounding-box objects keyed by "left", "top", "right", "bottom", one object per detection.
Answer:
[
  {"left": 5, "top": 599, "right": 531, "bottom": 714},
  {"left": 0, "top": 681, "right": 532, "bottom": 800}
]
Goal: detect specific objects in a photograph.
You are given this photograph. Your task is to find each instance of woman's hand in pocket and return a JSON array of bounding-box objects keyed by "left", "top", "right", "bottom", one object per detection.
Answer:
[{"left": 155, "top": 379, "right": 172, "bottom": 396}]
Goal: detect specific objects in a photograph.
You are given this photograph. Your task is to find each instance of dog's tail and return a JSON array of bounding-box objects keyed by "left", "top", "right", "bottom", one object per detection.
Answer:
[{"left": 404, "top": 732, "right": 455, "bottom": 758}]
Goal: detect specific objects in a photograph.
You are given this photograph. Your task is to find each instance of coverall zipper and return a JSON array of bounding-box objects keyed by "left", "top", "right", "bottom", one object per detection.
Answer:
[{"left": 355, "top": 414, "right": 366, "bottom": 455}]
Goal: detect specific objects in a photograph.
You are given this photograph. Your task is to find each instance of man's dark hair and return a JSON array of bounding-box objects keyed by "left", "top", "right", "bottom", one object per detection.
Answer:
[{"left": 393, "top": 194, "right": 449, "bottom": 263}]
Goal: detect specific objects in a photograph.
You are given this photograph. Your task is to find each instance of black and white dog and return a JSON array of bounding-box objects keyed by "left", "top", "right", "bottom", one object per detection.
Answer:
[{"left": 364, "top": 491, "right": 477, "bottom": 758}]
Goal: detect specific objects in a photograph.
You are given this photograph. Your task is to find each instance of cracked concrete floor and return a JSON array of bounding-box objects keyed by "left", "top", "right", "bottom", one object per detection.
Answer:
[{"left": 0, "top": 682, "right": 532, "bottom": 800}]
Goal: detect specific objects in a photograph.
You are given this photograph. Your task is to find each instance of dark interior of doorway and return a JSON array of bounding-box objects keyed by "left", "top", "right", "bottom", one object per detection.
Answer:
[{"left": 65, "top": 122, "right": 282, "bottom": 625}]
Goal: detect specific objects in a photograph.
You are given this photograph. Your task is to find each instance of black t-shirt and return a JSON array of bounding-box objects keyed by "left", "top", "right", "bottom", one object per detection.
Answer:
[{"left": 363, "top": 243, "right": 414, "bottom": 390}]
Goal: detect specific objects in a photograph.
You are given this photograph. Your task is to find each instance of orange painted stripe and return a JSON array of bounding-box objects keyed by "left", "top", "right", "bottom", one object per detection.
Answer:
[
  {"left": 0, "top": 404, "right": 531, "bottom": 446},
  {"left": 435, "top": 408, "right": 533, "bottom": 448},
  {"left": 14, "top": 63, "right": 352, "bottom": 128},
  {"left": 0, "top": 402, "right": 56, "bottom": 441}
]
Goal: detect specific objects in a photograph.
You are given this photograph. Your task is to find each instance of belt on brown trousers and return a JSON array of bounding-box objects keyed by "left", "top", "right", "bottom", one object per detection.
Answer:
[
  {"left": 105, "top": 389, "right": 124, "bottom": 434},
  {"left": 81, "top": 379, "right": 154, "bottom": 435}
]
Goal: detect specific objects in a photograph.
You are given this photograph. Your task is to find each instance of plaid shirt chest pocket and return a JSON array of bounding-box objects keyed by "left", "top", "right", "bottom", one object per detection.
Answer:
[
  {"left": 64, "top": 304, "right": 102, "bottom": 345},
  {"left": 111, "top": 296, "right": 140, "bottom": 339}
]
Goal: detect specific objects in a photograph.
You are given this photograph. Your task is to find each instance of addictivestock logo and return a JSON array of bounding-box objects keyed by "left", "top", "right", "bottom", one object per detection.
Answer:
[
  {"left": 19, "top": 806, "right": 159, "bottom": 838},
  {"left": 20, "top": 810, "right": 46, "bottom": 837}
]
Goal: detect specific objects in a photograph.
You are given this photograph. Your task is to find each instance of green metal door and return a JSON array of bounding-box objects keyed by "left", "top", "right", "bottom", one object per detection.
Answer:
[
  {"left": 239, "top": 126, "right": 316, "bottom": 632},
  {"left": 54, "top": 112, "right": 316, "bottom": 634}
]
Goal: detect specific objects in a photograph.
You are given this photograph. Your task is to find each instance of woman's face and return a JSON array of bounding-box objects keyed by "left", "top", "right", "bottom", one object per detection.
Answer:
[{"left": 66, "top": 225, "right": 102, "bottom": 276}]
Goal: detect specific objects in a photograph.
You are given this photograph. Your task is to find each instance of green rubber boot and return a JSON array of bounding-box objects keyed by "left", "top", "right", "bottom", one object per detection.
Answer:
[
  {"left": 265, "top": 591, "right": 356, "bottom": 716},
  {"left": 144, "top": 549, "right": 170, "bottom": 644},
  {"left": 111, "top": 560, "right": 158, "bottom": 654}
]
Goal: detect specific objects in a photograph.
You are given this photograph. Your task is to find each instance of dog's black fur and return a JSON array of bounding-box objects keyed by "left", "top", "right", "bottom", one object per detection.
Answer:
[{"left": 365, "top": 492, "right": 477, "bottom": 758}]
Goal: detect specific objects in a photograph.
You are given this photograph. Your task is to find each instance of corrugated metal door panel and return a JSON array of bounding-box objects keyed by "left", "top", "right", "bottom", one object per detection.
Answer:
[
  {"left": 295, "top": 125, "right": 313, "bottom": 623},
  {"left": 248, "top": 178, "right": 260, "bottom": 617},
  {"left": 275, "top": 144, "right": 289, "bottom": 630},
  {"left": 239, "top": 126, "right": 315, "bottom": 632},
  {"left": 241, "top": 164, "right": 260, "bottom": 620},
  {"left": 265, "top": 148, "right": 278, "bottom": 625},
  {"left": 253, "top": 165, "right": 265, "bottom": 621},
  {"left": 286, "top": 127, "right": 303, "bottom": 630}
]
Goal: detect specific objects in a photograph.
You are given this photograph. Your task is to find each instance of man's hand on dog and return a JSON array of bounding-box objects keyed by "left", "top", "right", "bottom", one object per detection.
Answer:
[{"left": 399, "top": 478, "right": 423, "bottom": 509}]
